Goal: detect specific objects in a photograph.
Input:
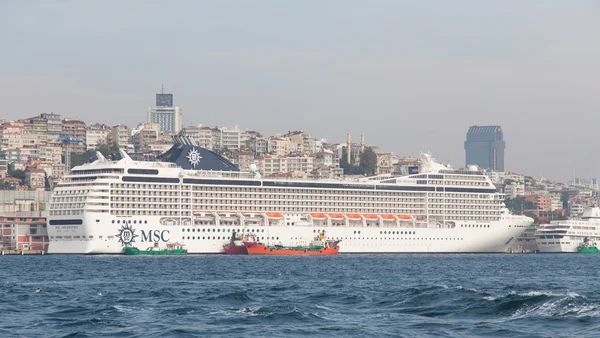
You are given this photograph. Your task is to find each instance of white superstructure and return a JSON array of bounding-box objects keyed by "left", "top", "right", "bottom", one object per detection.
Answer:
[
  {"left": 535, "top": 207, "right": 600, "bottom": 253},
  {"left": 47, "top": 149, "right": 532, "bottom": 254}
]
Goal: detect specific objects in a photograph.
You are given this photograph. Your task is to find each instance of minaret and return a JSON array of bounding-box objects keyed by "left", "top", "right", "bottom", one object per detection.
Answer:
[
  {"left": 347, "top": 132, "right": 351, "bottom": 165},
  {"left": 361, "top": 132, "right": 365, "bottom": 152}
]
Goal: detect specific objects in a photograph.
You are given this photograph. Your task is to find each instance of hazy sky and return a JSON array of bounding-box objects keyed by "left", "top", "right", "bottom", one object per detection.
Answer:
[{"left": 1, "top": 1, "right": 599, "bottom": 182}]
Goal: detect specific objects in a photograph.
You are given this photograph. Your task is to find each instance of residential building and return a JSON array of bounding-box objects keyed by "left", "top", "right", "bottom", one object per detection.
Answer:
[
  {"left": 464, "top": 125, "right": 505, "bottom": 171},
  {"left": 134, "top": 123, "right": 161, "bottom": 151},
  {"left": 179, "top": 125, "right": 214, "bottom": 150},
  {"left": 230, "top": 151, "right": 254, "bottom": 171},
  {"left": 268, "top": 137, "right": 294, "bottom": 156},
  {"left": 86, "top": 124, "right": 110, "bottom": 150},
  {"left": 504, "top": 182, "right": 525, "bottom": 199},
  {"left": 550, "top": 193, "right": 563, "bottom": 211},
  {"left": 286, "top": 154, "right": 314, "bottom": 173},
  {"left": 61, "top": 119, "right": 87, "bottom": 154},
  {"left": 109, "top": 124, "right": 132, "bottom": 149},
  {"left": 0, "top": 159, "right": 7, "bottom": 179},
  {"left": 254, "top": 137, "right": 268, "bottom": 156},
  {"left": 25, "top": 166, "right": 46, "bottom": 191},
  {"left": 314, "top": 151, "right": 335, "bottom": 167},
  {"left": 257, "top": 155, "right": 288, "bottom": 177},
  {"left": 219, "top": 125, "right": 242, "bottom": 151},
  {"left": 311, "top": 165, "right": 344, "bottom": 180}
]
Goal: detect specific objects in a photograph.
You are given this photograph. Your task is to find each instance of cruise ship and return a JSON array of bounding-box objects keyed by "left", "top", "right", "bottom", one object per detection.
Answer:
[
  {"left": 47, "top": 138, "right": 533, "bottom": 254},
  {"left": 535, "top": 207, "right": 600, "bottom": 253}
]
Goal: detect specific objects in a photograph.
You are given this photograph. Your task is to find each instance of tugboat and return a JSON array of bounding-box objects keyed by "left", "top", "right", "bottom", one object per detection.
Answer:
[
  {"left": 123, "top": 242, "right": 187, "bottom": 255},
  {"left": 577, "top": 238, "right": 600, "bottom": 254},
  {"left": 223, "top": 232, "right": 257, "bottom": 255},
  {"left": 244, "top": 231, "right": 341, "bottom": 255}
]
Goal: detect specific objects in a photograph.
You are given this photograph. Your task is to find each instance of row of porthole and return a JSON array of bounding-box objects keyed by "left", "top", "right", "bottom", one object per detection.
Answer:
[
  {"left": 112, "top": 220, "right": 148, "bottom": 224},
  {"left": 184, "top": 236, "right": 279, "bottom": 241},
  {"left": 182, "top": 228, "right": 266, "bottom": 233},
  {"left": 380, "top": 231, "right": 416, "bottom": 235},
  {"left": 333, "top": 237, "right": 464, "bottom": 241},
  {"left": 461, "top": 224, "right": 490, "bottom": 228},
  {"left": 183, "top": 236, "right": 464, "bottom": 241},
  {"left": 311, "top": 229, "right": 417, "bottom": 235}
]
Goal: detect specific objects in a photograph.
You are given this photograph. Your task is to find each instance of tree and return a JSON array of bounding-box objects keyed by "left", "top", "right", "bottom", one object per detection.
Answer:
[
  {"left": 220, "top": 146, "right": 231, "bottom": 157},
  {"left": 45, "top": 173, "right": 51, "bottom": 191},
  {"left": 94, "top": 140, "right": 121, "bottom": 160},
  {"left": 359, "top": 147, "right": 377, "bottom": 175},
  {"left": 70, "top": 151, "right": 90, "bottom": 168},
  {"left": 504, "top": 196, "right": 534, "bottom": 215},
  {"left": 524, "top": 212, "right": 542, "bottom": 225},
  {"left": 243, "top": 138, "right": 256, "bottom": 152},
  {"left": 10, "top": 169, "right": 26, "bottom": 182},
  {"left": 339, "top": 152, "right": 363, "bottom": 175},
  {"left": 560, "top": 191, "right": 570, "bottom": 210}
]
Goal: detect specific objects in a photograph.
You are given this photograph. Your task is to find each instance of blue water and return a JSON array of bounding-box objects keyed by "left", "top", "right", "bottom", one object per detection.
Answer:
[{"left": 1, "top": 254, "right": 599, "bottom": 337}]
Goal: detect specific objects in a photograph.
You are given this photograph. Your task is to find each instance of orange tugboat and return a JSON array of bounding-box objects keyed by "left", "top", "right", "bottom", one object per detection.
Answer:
[
  {"left": 223, "top": 232, "right": 257, "bottom": 255},
  {"left": 243, "top": 232, "right": 340, "bottom": 255}
]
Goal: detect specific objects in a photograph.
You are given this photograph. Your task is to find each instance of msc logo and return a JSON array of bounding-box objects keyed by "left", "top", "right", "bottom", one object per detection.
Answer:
[
  {"left": 115, "top": 224, "right": 170, "bottom": 246},
  {"left": 116, "top": 224, "right": 138, "bottom": 247}
]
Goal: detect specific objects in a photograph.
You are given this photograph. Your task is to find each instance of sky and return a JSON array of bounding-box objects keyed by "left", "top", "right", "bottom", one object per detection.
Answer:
[{"left": 1, "top": 0, "right": 599, "bottom": 182}]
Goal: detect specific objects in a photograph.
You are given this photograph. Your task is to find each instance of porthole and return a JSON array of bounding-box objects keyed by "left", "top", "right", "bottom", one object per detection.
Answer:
[
  {"left": 112, "top": 220, "right": 115, "bottom": 224},
  {"left": 144, "top": 220, "right": 147, "bottom": 224},
  {"left": 187, "top": 236, "right": 190, "bottom": 240},
  {"left": 117, "top": 220, "right": 120, "bottom": 224},
  {"left": 182, "top": 229, "right": 185, "bottom": 232}
]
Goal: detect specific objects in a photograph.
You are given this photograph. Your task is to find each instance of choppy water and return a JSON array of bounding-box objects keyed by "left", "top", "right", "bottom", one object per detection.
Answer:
[{"left": 1, "top": 254, "right": 599, "bottom": 337}]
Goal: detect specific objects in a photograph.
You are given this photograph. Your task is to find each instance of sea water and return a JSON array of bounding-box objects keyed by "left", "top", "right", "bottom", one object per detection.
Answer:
[{"left": 1, "top": 254, "right": 599, "bottom": 337}]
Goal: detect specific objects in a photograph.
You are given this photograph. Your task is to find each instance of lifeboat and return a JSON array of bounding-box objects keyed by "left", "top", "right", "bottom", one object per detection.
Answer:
[
  {"left": 381, "top": 215, "right": 397, "bottom": 220},
  {"left": 397, "top": 215, "right": 413, "bottom": 220},
  {"left": 363, "top": 214, "right": 379, "bottom": 220},
  {"left": 266, "top": 212, "right": 284, "bottom": 218},
  {"left": 310, "top": 213, "right": 327, "bottom": 219},
  {"left": 328, "top": 214, "right": 345, "bottom": 220},
  {"left": 416, "top": 216, "right": 425, "bottom": 221},
  {"left": 347, "top": 214, "right": 362, "bottom": 220}
]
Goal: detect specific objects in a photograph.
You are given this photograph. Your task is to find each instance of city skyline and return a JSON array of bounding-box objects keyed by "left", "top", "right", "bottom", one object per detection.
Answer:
[{"left": 2, "top": 1, "right": 599, "bottom": 182}]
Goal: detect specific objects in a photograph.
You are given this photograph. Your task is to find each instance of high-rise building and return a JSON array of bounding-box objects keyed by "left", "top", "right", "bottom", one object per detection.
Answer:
[
  {"left": 148, "top": 91, "right": 182, "bottom": 133},
  {"left": 156, "top": 93, "right": 173, "bottom": 107},
  {"left": 464, "top": 125, "right": 505, "bottom": 171}
]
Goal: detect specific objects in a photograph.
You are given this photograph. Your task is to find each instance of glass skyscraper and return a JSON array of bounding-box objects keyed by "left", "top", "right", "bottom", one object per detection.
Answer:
[{"left": 464, "top": 125, "right": 505, "bottom": 171}]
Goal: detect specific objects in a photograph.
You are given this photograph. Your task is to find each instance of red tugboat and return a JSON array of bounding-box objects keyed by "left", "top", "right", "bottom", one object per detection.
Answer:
[
  {"left": 223, "top": 232, "right": 257, "bottom": 255},
  {"left": 244, "top": 231, "right": 340, "bottom": 255}
]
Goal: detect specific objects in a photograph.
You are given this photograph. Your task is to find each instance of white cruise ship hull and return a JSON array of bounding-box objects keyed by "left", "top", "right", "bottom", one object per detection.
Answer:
[
  {"left": 47, "top": 148, "right": 534, "bottom": 254},
  {"left": 48, "top": 213, "right": 530, "bottom": 254}
]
